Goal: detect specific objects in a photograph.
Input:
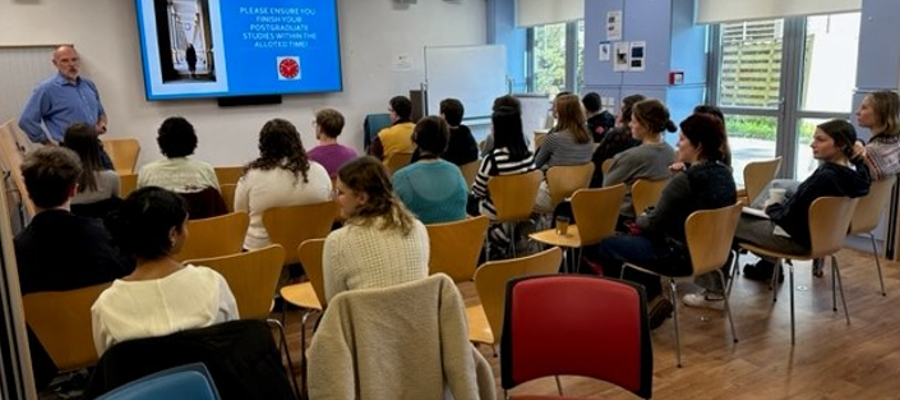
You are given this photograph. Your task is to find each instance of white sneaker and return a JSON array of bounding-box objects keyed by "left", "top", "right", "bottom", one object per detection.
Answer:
[{"left": 682, "top": 293, "right": 725, "bottom": 310}]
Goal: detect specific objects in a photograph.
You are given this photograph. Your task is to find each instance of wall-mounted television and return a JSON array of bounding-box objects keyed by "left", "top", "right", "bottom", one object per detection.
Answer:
[{"left": 135, "top": 0, "right": 342, "bottom": 101}]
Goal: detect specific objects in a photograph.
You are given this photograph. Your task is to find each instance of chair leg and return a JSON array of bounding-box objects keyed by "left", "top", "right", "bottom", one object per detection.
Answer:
[
  {"left": 510, "top": 224, "right": 517, "bottom": 258},
  {"left": 869, "top": 233, "right": 887, "bottom": 296},
  {"left": 832, "top": 255, "right": 851, "bottom": 325},
  {"left": 771, "top": 259, "right": 783, "bottom": 302},
  {"left": 831, "top": 259, "right": 837, "bottom": 312},
  {"left": 717, "top": 270, "right": 738, "bottom": 343},
  {"left": 789, "top": 261, "right": 795, "bottom": 346},
  {"left": 726, "top": 250, "right": 739, "bottom": 298},
  {"left": 554, "top": 375, "right": 564, "bottom": 396},
  {"left": 267, "top": 318, "right": 302, "bottom": 400},
  {"left": 300, "top": 309, "right": 319, "bottom": 399},
  {"left": 669, "top": 278, "right": 683, "bottom": 368}
]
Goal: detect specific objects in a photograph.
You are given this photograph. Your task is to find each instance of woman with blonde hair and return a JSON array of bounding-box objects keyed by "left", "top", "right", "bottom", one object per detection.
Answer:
[
  {"left": 855, "top": 90, "right": 900, "bottom": 180},
  {"left": 533, "top": 93, "right": 594, "bottom": 212},
  {"left": 324, "top": 156, "right": 429, "bottom": 302}
]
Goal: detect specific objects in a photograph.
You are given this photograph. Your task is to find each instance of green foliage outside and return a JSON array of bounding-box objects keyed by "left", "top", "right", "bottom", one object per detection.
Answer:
[
  {"left": 726, "top": 116, "right": 816, "bottom": 143},
  {"left": 533, "top": 23, "right": 566, "bottom": 95}
]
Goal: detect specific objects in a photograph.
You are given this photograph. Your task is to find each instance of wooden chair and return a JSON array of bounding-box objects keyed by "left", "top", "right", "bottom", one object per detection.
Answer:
[
  {"left": 534, "top": 132, "right": 548, "bottom": 150},
  {"left": 847, "top": 176, "right": 896, "bottom": 296},
  {"left": 384, "top": 151, "right": 413, "bottom": 175},
  {"left": 426, "top": 216, "right": 489, "bottom": 282},
  {"left": 737, "top": 196, "right": 858, "bottom": 345},
  {"left": 175, "top": 212, "right": 249, "bottom": 262},
  {"left": 118, "top": 173, "right": 138, "bottom": 199},
  {"left": 530, "top": 184, "right": 625, "bottom": 272},
  {"left": 101, "top": 138, "right": 140, "bottom": 175},
  {"left": 601, "top": 158, "right": 614, "bottom": 175},
  {"left": 466, "top": 247, "right": 562, "bottom": 348},
  {"left": 23, "top": 283, "right": 111, "bottom": 372},
  {"left": 263, "top": 202, "right": 338, "bottom": 265},
  {"left": 458, "top": 159, "right": 481, "bottom": 190},
  {"left": 214, "top": 166, "right": 244, "bottom": 186},
  {"left": 631, "top": 178, "right": 668, "bottom": 216},
  {"left": 623, "top": 203, "right": 742, "bottom": 367},
  {"left": 220, "top": 183, "right": 237, "bottom": 213},
  {"left": 741, "top": 157, "right": 782, "bottom": 205},
  {"left": 487, "top": 170, "right": 543, "bottom": 257},
  {"left": 545, "top": 163, "right": 595, "bottom": 209},
  {"left": 0, "top": 120, "right": 35, "bottom": 218}
]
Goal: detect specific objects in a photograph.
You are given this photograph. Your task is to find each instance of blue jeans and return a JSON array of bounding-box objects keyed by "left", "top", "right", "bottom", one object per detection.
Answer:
[{"left": 588, "top": 234, "right": 691, "bottom": 299}]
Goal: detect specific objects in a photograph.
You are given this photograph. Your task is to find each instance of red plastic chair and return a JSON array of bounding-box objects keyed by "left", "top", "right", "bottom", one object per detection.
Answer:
[{"left": 500, "top": 275, "right": 652, "bottom": 399}]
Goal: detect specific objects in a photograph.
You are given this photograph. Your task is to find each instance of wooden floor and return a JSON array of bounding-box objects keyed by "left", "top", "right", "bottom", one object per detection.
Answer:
[{"left": 279, "top": 248, "right": 900, "bottom": 399}]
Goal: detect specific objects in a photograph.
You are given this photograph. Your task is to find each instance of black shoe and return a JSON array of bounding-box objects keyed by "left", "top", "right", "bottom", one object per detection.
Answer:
[
  {"left": 647, "top": 296, "right": 674, "bottom": 330},
  {"left": 743, "top": 260, "right": 784, "bottom": 283}
]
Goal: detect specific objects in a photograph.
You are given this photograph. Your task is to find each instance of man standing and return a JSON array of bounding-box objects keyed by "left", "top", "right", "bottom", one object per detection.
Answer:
[{"left": 19, "top": 45, "right": 108, "bottom": 145}]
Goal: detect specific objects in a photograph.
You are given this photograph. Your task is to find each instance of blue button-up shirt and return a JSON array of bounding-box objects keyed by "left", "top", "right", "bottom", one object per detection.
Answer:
[{"left": 18, "top": 73, "right": 106, "bottom": 143}]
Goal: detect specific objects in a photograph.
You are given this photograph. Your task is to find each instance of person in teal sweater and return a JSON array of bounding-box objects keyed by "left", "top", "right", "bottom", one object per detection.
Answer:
[{"left": 392, "top": 116, "right": 468, "bottom": 224}]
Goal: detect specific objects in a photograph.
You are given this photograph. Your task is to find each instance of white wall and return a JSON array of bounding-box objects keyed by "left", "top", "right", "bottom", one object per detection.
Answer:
[{"left": 0, "top": 0, "right": 486, "bottom": 167}]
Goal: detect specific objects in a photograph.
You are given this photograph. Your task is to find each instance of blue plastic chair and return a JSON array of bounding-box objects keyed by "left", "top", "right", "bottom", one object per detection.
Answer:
[
  {"left": 95, "top": 363, "right": 222, "bottom": 400},
  {"left": 363, "top": 113, "right": 392, "bottom": 150}
]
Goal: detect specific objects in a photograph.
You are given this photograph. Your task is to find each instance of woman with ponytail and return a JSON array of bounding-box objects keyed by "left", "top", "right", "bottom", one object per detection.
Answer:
[
  {"left": 324, "top": 156, "right": 429, "bottom": 302},
  {"left": 603, "top": 99, "right": 677, "bottom": 225}
]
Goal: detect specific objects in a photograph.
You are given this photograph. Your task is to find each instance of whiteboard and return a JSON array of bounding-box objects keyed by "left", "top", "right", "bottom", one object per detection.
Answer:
[
  {"left": 0, "top": 46, "right": 57, "bottom": 125},
  {"left": 424, "top": 45, "right": 508, "bottom": 120}
]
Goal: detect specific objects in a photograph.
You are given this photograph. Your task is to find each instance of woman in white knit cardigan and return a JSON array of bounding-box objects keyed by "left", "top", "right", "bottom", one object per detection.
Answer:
[{"left": 324, "top": 156, "right": 430, "bottom": 303}]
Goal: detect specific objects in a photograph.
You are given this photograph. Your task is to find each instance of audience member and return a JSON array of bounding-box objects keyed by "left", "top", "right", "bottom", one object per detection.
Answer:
[
  {"left": 855, "top": 90, "right": 900, "bottom": 180},
  {"left": 533, "top": 94, "right": 594, "bottom": 213},
  {"left": 670, "top": 105, "right": 734, "bottom": 172},
  {"left": 62, "top": 123, "right": 121, "bottom": 218},
  {"left": 393, "top": 116, "right": 468, "bottom": 224},
  {"left": 137, "top": 117, "right": 219, "bottom": 192},
  {"left": 583, "top": 92, "right": 616, "bottom": 141},
  {"left": 324, "top": 156, "right": 429, "bottom": 302},
  {"left": 93, "top": 187, "right": 239, "bottom": 355},
  {"left": 480, "top": 95, "right": 531, "bottom": 156},
  {"left": 437, "top": 98, "right": 478, "bottom": 166},
  {"left": 307, "top": 108, "right": 358, "bottom": 178},
  {"left": 235, "top": 118, "right": 332, "bottom": 250},
  {"left": 368, "top": 96, "right": 416, "bottom": 161},
  {"left": 589, "top": 94, "right": 645, "bottom": 187}
]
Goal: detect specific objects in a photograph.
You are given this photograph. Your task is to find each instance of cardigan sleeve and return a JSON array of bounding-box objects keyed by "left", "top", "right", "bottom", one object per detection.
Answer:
[
  {"left": 233, "top": 175, "right": 250, "bottom": 213},
  {"left": 323, "top": 232, "right": 347, "bottom": 303}
]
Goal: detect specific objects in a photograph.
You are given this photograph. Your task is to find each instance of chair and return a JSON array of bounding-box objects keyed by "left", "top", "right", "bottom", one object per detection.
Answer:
[
  {"left": 262, "top": 201, "right": 338, "bottom": 265},
  {"left": 384, "top": 151, "right": 413, "bottom": 175},
  {"left": 175, "top": 211, "right": 249, "bottom": 262},
  {"left": 279, "top": 239, "right": 326, "bottom": 397},
  {"left": 214, "top": 166, "right": 243, "bottom": 185},
  {"left": 467, "top": 247, "right": 562, "bottom": 348},
  {"left": 94, "top": 363, "right": 222, "bottom": 400},
  {"left": 426, "top": 215, "right": 489, "bottom": 282},
  {"left": 631, "top": 178, "right": 668, "bottom": 216},
  {"left": 741, "top": 157, "right": 782, "bottom": 204},
  {"left": 181, "top": 187, "right": 228, "bottom": 220},
  {"left": 737, "top": 196, "right": 859, "bottom": 345},
  {"left": 0, "top": 120, "right": 35, "bottom": 218},
  {"left": 23, "top": 283, "right": 110, "bottom": 372},
  {"left": 219, "top": 183, "right": 237, "bottom": 213},
  {"left": 545, "top": 163, "right": 595, "bottom": 209},
  {"left": 622, "top": 203, "right": 742, "bottom": 367},
  {"left": 848, "top": 176, "right": 896, "bottom": 296},
  {"left": 530, "top": 184, "right": 625, "bottom": 272},
  {"left": 118, "top": 173, "right": 138, "bottom": 199},
  {"left": 601, "top": 158, "right": 614, "bottom": 175},
  {"left": 458, "top": 159, "right": 481, "bottom": 190},
  {"left": 500, "top": 275, "right": 652, "bottom": 399},
  {"left": 487, "top": 170, "right": 543, "bottom": 257},
  {"left": 101, "top": 137, "right": 141, "bottom": 175},
  {"left": 534, "top": 132, "right": 548, "bottom": 150},
  {"left": 363, "top": 113, "right": 392, "bottom": 150}
]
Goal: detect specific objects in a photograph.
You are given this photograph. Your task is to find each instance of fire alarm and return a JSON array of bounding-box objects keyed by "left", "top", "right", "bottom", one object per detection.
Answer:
[{"left": 669, "top": 71, "right": 684, "bottom": 85}]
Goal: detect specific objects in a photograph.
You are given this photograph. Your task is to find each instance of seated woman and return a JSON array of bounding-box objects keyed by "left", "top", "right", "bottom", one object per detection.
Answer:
[
  {"left": 137, "top": 117, "right": 224, "bottom": 219},
  {"left": 438, "top": 98, "right": 479, "bottom": 166},
  {"left": 235, "top": 119, "right": 332, "bottom": 250},
  {"left": 392, "top": 116, "right": 468, "bottom": 224},
  {"left": 92, "top": 187, "right": 239, "bottom": 355},
  {"left": 589, "top": 114, "right": 736, "bottom": 329},
  {"left": 469, "top": 100, "right": 536, "bottom": 251},
  {"left": 367, "top": 96, "right": 416, "bottom": 162},
  {"left": 589, "top": 94, "right": 644, "bottom": 187},
  {"left": 324, "top": 156, "right": 429, "bottom": 302},
  {"left": 62, "top": 123, "right": 121, "bottom": 218},
  {"left": 307, "top": 108, "right": 358, "bottom": 179},
  {"left": 533, "top": 93, "right": 594, "bottom": 213},
  {"left": 603, "top": 99, "right": 677, "bottom": 227},
  {"left": 856, "top": 90, "right": 900, "bottom": 180}
]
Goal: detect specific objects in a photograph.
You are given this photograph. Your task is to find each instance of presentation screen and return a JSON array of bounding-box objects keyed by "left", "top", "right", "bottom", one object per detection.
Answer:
[{"left": 135, "top": 0, "right": 342, "bottom": 100}]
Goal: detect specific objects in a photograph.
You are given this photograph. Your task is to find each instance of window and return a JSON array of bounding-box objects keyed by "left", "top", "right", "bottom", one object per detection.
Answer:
[{"left": 527, "top": 20, "right": 584, "bottom": 95}]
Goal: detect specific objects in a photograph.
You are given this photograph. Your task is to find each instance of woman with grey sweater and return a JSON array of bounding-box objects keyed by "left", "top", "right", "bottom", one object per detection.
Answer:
[
  {"left": 603, "top": 99, "right": 677, "bottom": 225},
  {"left": 533, "top": 94, "right": 594, "bottom": 213}
]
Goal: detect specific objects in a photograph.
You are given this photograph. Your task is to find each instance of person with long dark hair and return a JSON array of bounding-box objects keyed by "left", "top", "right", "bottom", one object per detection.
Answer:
[
  {"left": 62, "top": 123, "right": 120, "bottom": 217},
  {"left": 235, "top": 118, "right": 332, "bottom": 250}
]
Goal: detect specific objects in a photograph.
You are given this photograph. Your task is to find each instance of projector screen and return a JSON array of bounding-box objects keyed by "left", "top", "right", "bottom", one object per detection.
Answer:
[{"left": 135, "top": 0, "right": 342, "bottom": 101}]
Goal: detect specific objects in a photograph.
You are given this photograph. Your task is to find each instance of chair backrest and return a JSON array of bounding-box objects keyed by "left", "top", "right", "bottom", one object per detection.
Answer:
[
  {"left": 849, "top": 176, "right": 896, "bottom": 235},
  {"left": 219, "top": 183, "right": 237, "bottom": 213},
  {"left": 214, "top": 166, "right": 244, "bottom": 186},
  {"left": 426, "top": 216, "right": 489, "bottom": 282},
  {"left": 458, "top": 159, "right": 481, "bottom": 189},
  {"left": 601, "top": 158, "right": 614, "bottom": 175},
  {"left": 262, "top": 201, "right": 338, "bottom": 265},
  {"left": 297, "top": 239, "right": 327, "bottom": 308},
  {"left": 95, "top": 363, "right": 222, "bottom": 400},
  {"left": 487, "top": 170, "right": 543, "bottom": 222},
  {"left": 631, "top": 178, "right": 668, "bottom": 216},
  {"left": 384, "top": 151, "right": 413, "bottom": 175},
  {"left": 500, "top": 275, "right": 652, "bottom": 399},
  {"left": 175, "top": 211, "right": 249, "bottom": 262},
  {"left": 685, "top": 203, "right": 743, "bottom": 276},
  {"left": 742, "top": 157, "right": 782, "bottom": 203},
  {"left": 101, "top": 138, "right": 141, "bottom": 175},
  {"left": 184, "top": 244, "right": 284, "bottom": 320},
  {"left": 809, "top": 196, "right": 859, "bottom": 258},
  {"left": 363, "top": 113, "right": 392, "bottom": 150},
  {"left": 571, "top": 184, "right": 626, "bottom": 245},
  {"left": 23, "top": 283, "right": 110, "bottom": 371},
  {"left": 119, "top": 173, "right": 138, "bottom": 199},
  {"left": 0, "top": 120, "right": 35, "bottom": 217},
  {"left": 534, "top": 132, "right": 548, "bottom": 150},
  {"left": 180, "top": 187, "right": 228, "bottom": 220},
  {"left": 473, "top": 247, "right": 562, "bottom": 345},
  {"left": 546, "top": 163, "right": 595, "bottom": 208}
]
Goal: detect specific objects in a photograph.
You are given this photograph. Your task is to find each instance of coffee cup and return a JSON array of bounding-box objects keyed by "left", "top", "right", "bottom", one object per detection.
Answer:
[
  {"left": 556, "top": 216, "right": 570, "bottom": 236},
  {"left": 768, "top": 188, "right": 787, "bottom": 204}
]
